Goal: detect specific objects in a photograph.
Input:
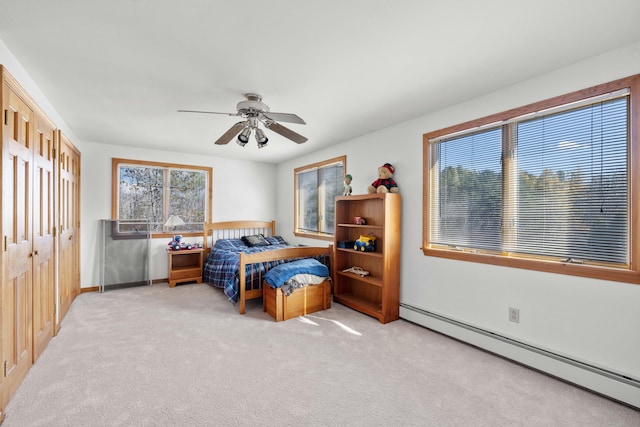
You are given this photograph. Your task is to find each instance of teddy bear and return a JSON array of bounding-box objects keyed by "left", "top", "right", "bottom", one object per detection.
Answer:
[{"left": 368, "top": 163, "right": 398, "bottom": 194}]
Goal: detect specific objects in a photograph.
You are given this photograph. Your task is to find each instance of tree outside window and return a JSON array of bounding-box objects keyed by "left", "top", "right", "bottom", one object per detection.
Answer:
[
  {"left": 112, "top": 159, "right": 211, "bottom": 236},
  {"left": 423, "top": 75, "right": 640, "bottom": 285}
]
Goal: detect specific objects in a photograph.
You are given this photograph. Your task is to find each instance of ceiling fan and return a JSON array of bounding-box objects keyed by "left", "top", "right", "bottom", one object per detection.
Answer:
[{"left": 178, "top": 93, "right": 307, "bottom": 148}]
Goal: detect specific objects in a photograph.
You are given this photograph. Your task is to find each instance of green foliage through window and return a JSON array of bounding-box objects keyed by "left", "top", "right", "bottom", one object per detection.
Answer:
[
  {"left": 114, "top": 159, "right": 211, "bottom": 233},
  {"left": 427, "top": 89, "right": 630, "bottom": 269}
]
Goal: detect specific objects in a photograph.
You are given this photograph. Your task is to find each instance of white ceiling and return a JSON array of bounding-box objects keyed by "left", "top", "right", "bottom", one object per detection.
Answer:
[{"left": 1, "top": 1, "right": 640, "bottom": 163}]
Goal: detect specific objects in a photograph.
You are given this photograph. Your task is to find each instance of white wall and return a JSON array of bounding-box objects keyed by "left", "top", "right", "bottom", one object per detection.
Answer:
[
  {"left": 82, "top": 142, "right": 277, "bottom": 287},
  {"left": 276, "top": 41, "right": 640, "bottom": 387}
]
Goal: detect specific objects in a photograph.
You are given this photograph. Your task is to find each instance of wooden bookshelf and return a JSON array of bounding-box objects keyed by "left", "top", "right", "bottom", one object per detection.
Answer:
[{"left": 333, "top": 193, "right": 401, "bottom": 323}]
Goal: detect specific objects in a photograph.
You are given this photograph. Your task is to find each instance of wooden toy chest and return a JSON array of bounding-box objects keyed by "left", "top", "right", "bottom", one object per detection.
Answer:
[{"left": 263, "top": 279, "right": 331, "bottom": 322}]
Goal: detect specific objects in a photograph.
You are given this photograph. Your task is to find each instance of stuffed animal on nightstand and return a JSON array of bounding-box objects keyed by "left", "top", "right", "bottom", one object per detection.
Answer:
[{"left": 368, "top": 163, "right": 399, "bottom": 194}]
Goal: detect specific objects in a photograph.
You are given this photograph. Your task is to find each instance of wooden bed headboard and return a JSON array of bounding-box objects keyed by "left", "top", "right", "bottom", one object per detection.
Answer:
[{"left": 203, "top": 220, "right": 277, "bottom": 255}]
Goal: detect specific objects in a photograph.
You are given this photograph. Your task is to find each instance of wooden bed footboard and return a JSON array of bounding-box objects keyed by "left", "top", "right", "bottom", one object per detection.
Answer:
[{"left": 238, "top": 246, "right": 333, "bottom": 314}]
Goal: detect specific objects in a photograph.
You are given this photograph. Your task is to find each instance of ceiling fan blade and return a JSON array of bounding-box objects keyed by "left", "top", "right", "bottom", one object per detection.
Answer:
[
  {"left": 262, "top": 112, "right": 306, "bottom": 125},
  {"left": 214, "top": 122, "right": 246, "bottom": 145},
  {"left": 265, "top": 121, "right": 308, "bottom": 144},
  {"left": 178, "top": 109, "right": 239, "bottom": 117}
]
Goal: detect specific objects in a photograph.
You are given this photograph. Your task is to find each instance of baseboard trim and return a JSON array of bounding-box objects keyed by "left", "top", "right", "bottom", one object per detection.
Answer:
[
  {"left": 82, "top": 280, "right": 167, "bottom": 293},
  {"left": 400, "top": 304, "right": 640, "bottom": 409}
]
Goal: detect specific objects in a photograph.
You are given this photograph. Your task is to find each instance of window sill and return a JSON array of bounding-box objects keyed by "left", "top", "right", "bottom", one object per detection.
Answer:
[
  {"left": 154, "top": 231, "right": 203, "bottom": 239},
  {"left": 422, "top": 246, "right": 640, "bottom": 285},
  {"left": 294, "top": 231, "right": 334, "bottom": 242}
]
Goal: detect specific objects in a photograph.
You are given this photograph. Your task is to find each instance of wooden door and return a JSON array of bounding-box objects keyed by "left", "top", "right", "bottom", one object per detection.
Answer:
[
  {"left": 31, "top": 111, "right": 56, "bottom": 360},
  {"left": 1, "top": 83, "right": 34, "bottom": 404},
  {"left": 57, "top": 131, "right": 80, "bottom": 326}
]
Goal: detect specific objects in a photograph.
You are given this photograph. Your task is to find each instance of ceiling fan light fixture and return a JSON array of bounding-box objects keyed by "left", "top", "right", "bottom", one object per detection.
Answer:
[
  {"left": 255, "top": 128, "right": 268, "bottom": 147},
  {"left": 237, "top": 127, "right": 251, "bottom": 146}
]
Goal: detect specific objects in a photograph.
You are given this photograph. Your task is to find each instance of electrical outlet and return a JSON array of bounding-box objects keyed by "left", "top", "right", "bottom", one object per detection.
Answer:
[{"left": 509, "top": 307, "right": 520, "bottom": 323}]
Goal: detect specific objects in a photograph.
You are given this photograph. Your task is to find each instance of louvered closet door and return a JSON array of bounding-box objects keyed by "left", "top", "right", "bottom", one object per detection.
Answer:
[
  {"left": 1, "top": 84, "right": 34, "bottom": 404},
  {"left": 57, "top": 131, "right": 80, "bottom": 325},
  {"left": 32, "top": 112, "right": 56, "bottom": 360}
]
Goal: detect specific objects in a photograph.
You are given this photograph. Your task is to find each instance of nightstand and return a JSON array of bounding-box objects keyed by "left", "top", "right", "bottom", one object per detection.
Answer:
[{"left": 167, "top": 248, "right": 204, "bottom": 288}]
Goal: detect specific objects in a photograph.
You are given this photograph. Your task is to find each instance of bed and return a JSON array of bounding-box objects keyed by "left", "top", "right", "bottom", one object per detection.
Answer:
[{"left": 202, "top": 220, "right": 333, "bottom": 314}]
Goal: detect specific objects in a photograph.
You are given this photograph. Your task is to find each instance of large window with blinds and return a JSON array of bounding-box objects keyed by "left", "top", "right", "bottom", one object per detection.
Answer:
[
  {"left": 423, "top": 75, "right": 640, "bottom": 284},
  {"left": 294, "top": 156, "right": 345, "bottom": 241}
]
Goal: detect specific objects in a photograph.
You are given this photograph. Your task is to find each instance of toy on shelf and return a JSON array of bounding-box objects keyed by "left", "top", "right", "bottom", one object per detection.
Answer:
[
  {"left": 368, "top": 163, "right": 398, "bottom": 194},
  {"left": 168, "top": 234, "right": 195, "bottom": 251},
  {"left": 354, "top": 234, "right": 376, "bottom": 252},
  {"left": 343, "top": 174, "right": 353, "bottom": 196}
]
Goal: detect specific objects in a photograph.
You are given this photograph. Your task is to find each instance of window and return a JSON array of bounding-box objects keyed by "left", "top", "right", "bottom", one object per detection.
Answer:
[
  {"left": 294, "top": 156, "right": 345, "bottom": 241},
  {"left": 112, "top": 159, "right": 212, "bottom": 237},
  {"left": 423, "top": 75, "right": 640, "bottom": 284}
]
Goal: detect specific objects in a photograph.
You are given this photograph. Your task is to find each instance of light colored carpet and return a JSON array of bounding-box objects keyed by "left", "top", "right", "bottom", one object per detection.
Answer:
[{"left": 3, "top": 282, "right": 638, "bottom": 426}]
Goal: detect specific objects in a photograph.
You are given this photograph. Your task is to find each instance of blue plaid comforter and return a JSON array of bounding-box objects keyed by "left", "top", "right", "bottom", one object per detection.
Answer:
[{"left": 203, "top": 237, "right": 293, "bottom": 304}]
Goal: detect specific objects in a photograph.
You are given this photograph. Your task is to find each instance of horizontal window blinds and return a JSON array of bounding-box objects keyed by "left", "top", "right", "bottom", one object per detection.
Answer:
[
  {"left": 430, "top": 94, "right": 629, "bottom": 265},
  {"left": 297, "top": 162, "right": 343, "bottom": 234},
  {"left": 431, "top": 128, "right": 502, "bottom": 250},
  {"left": 511, "top": 97, "right": 628, "bottom": 264}
]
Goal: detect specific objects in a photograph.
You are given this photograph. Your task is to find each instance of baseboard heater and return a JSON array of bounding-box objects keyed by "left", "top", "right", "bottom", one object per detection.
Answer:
[{"left": 400, "top": 303, "right": 640, "bottom": 409}]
